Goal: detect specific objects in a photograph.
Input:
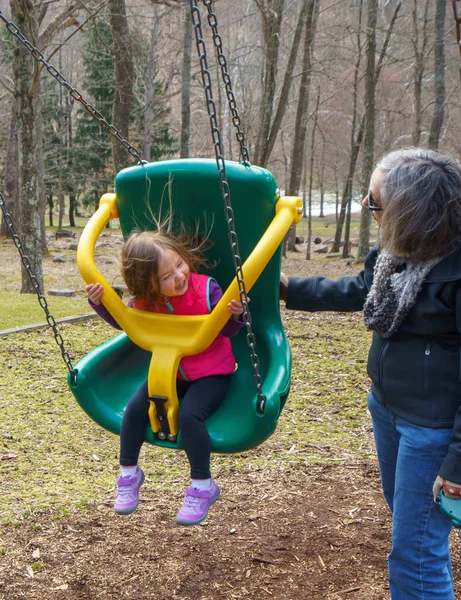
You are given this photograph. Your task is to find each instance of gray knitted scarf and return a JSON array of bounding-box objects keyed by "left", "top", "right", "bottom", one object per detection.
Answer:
[{"left": 363, "top": 251, "right": 436, "bottom": 338}]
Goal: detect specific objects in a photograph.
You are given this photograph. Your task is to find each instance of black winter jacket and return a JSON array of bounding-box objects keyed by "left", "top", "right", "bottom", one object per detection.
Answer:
[{"left": 286, "top": 244, "right": 461, "bottom": 482}]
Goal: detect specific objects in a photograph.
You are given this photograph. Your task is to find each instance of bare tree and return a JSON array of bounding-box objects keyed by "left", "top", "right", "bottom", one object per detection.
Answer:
[
  {"left": 306, "top": 88, "right": 321, "bottom": 260},
  {"left": 10, "top": 0, "right": 44, "bottom": 293},
  {"left": 1, "top": 102, "right": 19, "bottom": 238},
  {"left": 411, "top": 0, "right": 430, "bottom": 146},
  {"left": 330, "top": 1, "right": 401, "bottom": 256},
  {"left": 356, "top": 0, "right": 378, "bottom": 262},
  {"left": 253, "top": 0, "right": 285, "bottom": 166},
  {"left": 285, "top": 0, "right": 319, "bottom": 251},
  {"left": 109, "top": 0, "right": 135, "bottom": 171},
  {"left": 428, "top": 0, "right": 447, "bottom": 150},
  {"left": 259, "top": 0, "right": 312, "bottom": 167},
  {"left": 180, "top": 2, "right": 192, "bottom": 158},
  {"left": 144, "top": 4, "right": 161, "bottom": 161}
]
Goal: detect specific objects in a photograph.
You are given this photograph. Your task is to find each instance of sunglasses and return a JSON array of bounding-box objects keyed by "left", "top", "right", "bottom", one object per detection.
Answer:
[{"left": 367, "top": 190, "right": 383, "bottom": 212}]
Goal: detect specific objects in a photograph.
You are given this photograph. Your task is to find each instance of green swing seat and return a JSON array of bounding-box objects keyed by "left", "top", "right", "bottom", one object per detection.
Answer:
[{"left": 68, "top": 158, "right": 297, "bottom": 453}]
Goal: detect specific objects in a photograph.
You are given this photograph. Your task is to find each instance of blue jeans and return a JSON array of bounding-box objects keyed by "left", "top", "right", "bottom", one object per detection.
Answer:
[{"left": 367, "top": 393, "right": 454, "bottom": 600}]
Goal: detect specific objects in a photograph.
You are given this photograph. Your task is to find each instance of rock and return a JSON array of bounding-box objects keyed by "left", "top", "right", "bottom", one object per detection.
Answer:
[
  {"left": 52, "top": 256, "right": 66, "bottom": 263},
  {"left": 314, "top": 245, "right": 328, "bottom": 253},
  {"left": 55, "top": 230, "right": 75, "bottom": 239},
  {"left": 48, "top": 289, "right": 76, "bottom": 297}
]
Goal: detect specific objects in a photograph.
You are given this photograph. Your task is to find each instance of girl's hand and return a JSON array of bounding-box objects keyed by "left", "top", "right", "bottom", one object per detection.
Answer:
[
  {"left": 228, "top": 298, "right": 247, "bottom": 319},
  {"left": 86, "top": 283, "right": 104, "bottom": 305}
]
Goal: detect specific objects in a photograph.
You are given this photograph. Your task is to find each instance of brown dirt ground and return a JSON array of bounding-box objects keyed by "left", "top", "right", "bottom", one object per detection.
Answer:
[{"left": 1, "top": 233, "right": 461, "bottom": 600}]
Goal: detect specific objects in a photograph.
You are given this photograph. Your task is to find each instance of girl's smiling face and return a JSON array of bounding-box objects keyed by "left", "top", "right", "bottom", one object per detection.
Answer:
[{"left": 157, "top": 247, "right": 190, "bottom": 297}]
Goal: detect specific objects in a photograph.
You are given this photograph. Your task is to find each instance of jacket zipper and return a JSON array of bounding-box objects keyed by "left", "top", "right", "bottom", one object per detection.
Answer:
[
  {"left": 377, "top": 339, "right": 388, "bottom": 405},
  {"left": 424, "top": 341, "right": 431, "bottom": 398}
]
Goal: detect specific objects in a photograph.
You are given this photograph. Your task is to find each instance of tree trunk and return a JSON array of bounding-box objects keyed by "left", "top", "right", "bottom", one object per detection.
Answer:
[
  {"left": 47, "top": 195, "right": 54, "bottom": 227},
  {"left": 411, "top": 0, "right": 430, "bottom": 146},
  {"left": 36, "top": 79, "right": 47, "bottom": 253},
  {"left": 356, "top": 0, "right": 378, "bottom": 263},
  {"left": 428, "top": 0, "right": 447, "bottom": 150},
  {"left": 253, "top": 0, "right": 284, "bottom": 166},
  {"left": 306, "top": 90, "right": 320, "bottom": 260},
  {"left": 180, "top": 2, "right": 192, "bottom": 158},
  {"left": 2, "top": 101, "right": 19, "bottom": 238},
  {"left": 331, "top": 1, "right": 401, "bottom": 255},
  {"left": 11, "top": 0, "right": 44, "bottom": 294},
  {"left": 144, "top": 5, "right": 160, "bottom": 161},
  {"left": 109, "top": 0, "right": 135, "bottom": 171},
  {"left": 69, "top": 194, "right": 76, "bottom": 227},
  {"left": 259, "top": 0, "right": 311, "bottom": 167},
  {"left": 286, "top": 0, "right": 319, "bottom": 252}
]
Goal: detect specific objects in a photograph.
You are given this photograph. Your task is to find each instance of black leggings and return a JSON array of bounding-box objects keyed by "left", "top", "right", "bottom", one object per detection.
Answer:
[{"left": 119, "top": 375, "right": 230, "bottom": 479}]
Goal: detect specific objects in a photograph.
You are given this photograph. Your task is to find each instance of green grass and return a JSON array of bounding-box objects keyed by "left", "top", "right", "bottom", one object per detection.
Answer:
[
  {"left": 0, "top": 292, "right": 91, "bottom": 330},
  {"left": 0, "top": 306, "right": 375, "bottom": 522}
]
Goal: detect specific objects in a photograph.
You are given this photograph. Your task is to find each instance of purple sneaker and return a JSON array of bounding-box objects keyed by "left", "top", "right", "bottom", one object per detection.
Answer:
[
  {"left": 175, "top": 479, "right": 220, "bottom": 526},
  {"left": 114, "top": 467, "right": 145, "bottom": 515}
]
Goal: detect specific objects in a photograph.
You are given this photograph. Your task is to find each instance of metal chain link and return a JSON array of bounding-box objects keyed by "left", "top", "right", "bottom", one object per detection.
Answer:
[
  {"left": 0, "top": 10, "right": 144, "bottom": 164},
  {"left": 202, "top": 0, "right": 250, "bottom": 165},
  {"left": 0, "top": 192, "right": 78, "bottom": 385},
  {"left": 190, "top": 0, "right": 266, "bottom": 413}
]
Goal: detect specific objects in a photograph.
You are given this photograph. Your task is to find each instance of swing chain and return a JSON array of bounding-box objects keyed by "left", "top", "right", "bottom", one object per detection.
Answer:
[
  {"left": 0, "top": 10, "right": 143, "bottom": 165},
  {"left": 201, "top": 1, "right": 250, "bottom": 166},
  {"left": 190, "top": 0, "right": 266, "bottom": 413},
  {"left": 0, "top": 192, "right": 78, "bottom": 386}
]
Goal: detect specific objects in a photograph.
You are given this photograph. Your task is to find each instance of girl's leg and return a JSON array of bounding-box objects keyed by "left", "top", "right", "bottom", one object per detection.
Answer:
[
  {"left": 120, "top": 380, "right": 150, "bottom": 466},
  {"left": 175, "top": 375, "right": 229, "bottom": 526},
  {"left": 178, "top": 375, "right": 229, "bottom": 479},
  {"left": 115, "top": 380, "right": 149, "bottom": 515}
]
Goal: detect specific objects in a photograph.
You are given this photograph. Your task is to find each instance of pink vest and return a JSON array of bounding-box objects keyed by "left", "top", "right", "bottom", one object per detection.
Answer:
[{"left": 134, "top": 273, "right": 237, "bottom": 381}]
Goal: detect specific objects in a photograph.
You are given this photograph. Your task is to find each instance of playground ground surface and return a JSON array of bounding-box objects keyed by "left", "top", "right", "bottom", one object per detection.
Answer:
[{"left": 1, "top": 226, "right": 460, "bottom": 600}]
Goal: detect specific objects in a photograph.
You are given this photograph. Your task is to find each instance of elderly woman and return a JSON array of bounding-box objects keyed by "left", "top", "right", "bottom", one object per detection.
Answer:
[{"left": 281, "top": 148, "right": 461, "bottom": 600}]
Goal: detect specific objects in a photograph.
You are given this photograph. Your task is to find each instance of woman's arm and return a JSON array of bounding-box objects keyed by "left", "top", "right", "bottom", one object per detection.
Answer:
[{"left": 284, "top": 246, "right": 378, "bottom": 313}]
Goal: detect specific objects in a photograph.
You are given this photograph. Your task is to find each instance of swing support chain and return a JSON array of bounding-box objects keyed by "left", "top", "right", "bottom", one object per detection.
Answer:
[
  {"left": 201, "top": 0, "right": 250, "bottom": 166},
  {"left": 190, "top": 0, "right": 266, "bottom": 413},
  {"left": 0, "top": 10, "right": 144, "bottom": 165},
  {"left": 0, "top": 192, "right": 78, "bottom": 386}
]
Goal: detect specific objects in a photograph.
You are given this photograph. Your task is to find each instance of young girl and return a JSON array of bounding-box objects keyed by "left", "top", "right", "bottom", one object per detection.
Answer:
[{"left": 86, "top": 229, "right": 244, "bottom": 526}]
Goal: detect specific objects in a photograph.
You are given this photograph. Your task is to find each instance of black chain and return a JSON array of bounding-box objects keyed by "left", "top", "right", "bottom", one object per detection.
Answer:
[
  {"left": 202, "top": 0, "right": 250, "bottom": 165},
  {"left": 0, "top": 193, "right": 78, "bottom": 385},
  {"left": 0, "top": 10, "right": 144, "bottom": 164},
  {"left": 190, "top": 0, "right": 266, "bottom": 413}
]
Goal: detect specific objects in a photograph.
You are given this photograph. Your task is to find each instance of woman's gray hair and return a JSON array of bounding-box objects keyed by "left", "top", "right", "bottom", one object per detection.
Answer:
[{"left": 376, "top": 148, "right": 461, "bottom": 263}]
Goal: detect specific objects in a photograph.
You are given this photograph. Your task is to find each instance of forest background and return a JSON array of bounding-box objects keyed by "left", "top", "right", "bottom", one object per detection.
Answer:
[
  {"left": 0, "top": 0, "right": 459, "bottom": 295},
  {"left": 2, "top": 2, "right": 461, "bottom": 598}
]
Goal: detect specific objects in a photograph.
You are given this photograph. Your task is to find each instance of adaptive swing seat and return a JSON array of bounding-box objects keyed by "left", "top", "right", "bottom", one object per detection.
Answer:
[{"left": 69, "top": 158, "right": 301, "bottom": 453}]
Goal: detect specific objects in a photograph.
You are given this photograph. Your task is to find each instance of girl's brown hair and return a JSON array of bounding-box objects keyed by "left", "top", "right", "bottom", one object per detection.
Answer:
[
  {"left": 121, "top": 229, "right": 209, "bottom": 307},
  {"left": 376, "top": 148, "right": 461, "bottom": 264}
]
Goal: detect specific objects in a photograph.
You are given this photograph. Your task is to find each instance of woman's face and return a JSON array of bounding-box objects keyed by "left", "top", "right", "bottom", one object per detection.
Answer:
[{"left": 362, "top": 169, "right": 385, "bottom": 225}]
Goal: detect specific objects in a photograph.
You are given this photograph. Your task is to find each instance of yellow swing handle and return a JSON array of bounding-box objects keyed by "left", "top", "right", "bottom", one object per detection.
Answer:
[{"left": 77, "top": 192, "right": 302, "bottom": 438}]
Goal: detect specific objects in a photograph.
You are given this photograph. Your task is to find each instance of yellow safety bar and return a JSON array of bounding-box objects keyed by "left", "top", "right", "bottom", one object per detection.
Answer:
[{"left": 77, "top": 192, "right": 302, "bottom": 439}]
